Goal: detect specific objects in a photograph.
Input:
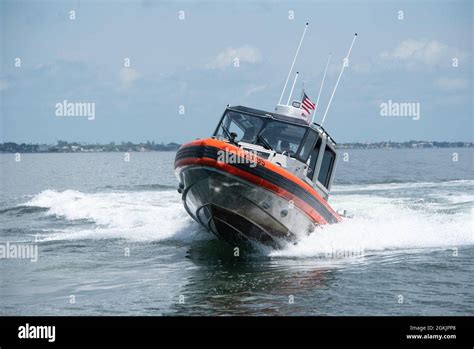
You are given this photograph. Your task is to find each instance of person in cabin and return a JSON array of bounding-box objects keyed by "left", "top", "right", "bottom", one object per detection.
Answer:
[{"left": 280, "top": 140, "right": 291, "bottom": 154}]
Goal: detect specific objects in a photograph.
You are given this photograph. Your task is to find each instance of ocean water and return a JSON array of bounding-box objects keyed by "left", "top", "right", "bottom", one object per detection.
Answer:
[{"left": 0, "top": 148, "right": 473, "bottom": 316}]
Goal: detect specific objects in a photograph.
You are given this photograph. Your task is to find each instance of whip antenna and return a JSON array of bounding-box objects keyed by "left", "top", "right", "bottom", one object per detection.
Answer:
[
  {"left": 320, "top": 33, "right": 357, "bottom": 126},
  {"left": 278, "top": 23, "right": 309, "bottom": 105},
  {"left": 311, "top": 53, "right": 331, "bottom": 124},
  {"left": 287, "top": 72, "right": 299, "bottom": 105}
]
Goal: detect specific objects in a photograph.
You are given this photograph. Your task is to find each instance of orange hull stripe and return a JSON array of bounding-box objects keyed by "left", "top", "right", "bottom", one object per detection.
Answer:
[
  {"left": 176, "top": 157, "right": 329, "bottom": 225},
  {"left": 178, "top": 138, "right": 340, "bottom": 219}
]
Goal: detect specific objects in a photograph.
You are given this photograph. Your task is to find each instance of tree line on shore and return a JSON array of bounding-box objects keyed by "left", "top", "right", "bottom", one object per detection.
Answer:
[{"left": 0, "top": 140, "right": 472, "bottom": 153}]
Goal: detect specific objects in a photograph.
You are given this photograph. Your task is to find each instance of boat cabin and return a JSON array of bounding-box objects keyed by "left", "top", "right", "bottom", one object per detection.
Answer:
[{"left": 213, "top": 105, "right": 338, "bottom": 201}]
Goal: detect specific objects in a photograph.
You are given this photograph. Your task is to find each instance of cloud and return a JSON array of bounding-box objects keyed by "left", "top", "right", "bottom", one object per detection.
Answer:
[
  {"left": 119, "top": 67, "right": 139, "bottom": 87},
  {"left": 434, "top": 77, "right": 469, "bottom": 90},
  {"left": 245, "top": 84, "right": 267, "bottom": 97},
  {"left": 0, "top": 79, "right": 10, "bottom": 91},
  {"left": 380, "top": 39, "right": 466, "bottom": 66},
  {"left": 207, "top": 45, "right": 262, "bottom": 69}
]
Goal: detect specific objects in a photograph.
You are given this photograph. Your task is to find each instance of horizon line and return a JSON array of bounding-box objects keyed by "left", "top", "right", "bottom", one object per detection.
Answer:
[{"left": 1, "top": 140, "right": 473, "bottom": 145}]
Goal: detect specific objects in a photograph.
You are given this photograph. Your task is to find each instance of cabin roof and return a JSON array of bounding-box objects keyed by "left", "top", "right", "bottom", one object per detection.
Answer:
[{"left": 227, "top": 105, "right": 337, "bottom": 145}]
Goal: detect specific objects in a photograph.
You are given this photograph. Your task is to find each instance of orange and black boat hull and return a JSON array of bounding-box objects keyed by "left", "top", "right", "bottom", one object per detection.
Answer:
[{"left": 174, "top": 138, "right": 340, "bottom": 248}]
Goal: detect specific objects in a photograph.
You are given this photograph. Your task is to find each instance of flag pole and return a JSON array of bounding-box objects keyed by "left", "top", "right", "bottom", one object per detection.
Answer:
[
  {"left": 321, "top": 33, "right": 357, "bottom": 127},
  {"left": 286, "top": 72, "right": 299, "bottom": 105},
  {"left": 278, "top": 23, "right": 309, "bottom": 105},
  {"left": 311, "top": 53, "right": 331, "bottom": 124}
]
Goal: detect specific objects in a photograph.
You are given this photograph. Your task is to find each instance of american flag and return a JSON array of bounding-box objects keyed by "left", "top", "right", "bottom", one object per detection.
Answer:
[{"left": 301, "top": 92, "right": 316, "bottom": 115}]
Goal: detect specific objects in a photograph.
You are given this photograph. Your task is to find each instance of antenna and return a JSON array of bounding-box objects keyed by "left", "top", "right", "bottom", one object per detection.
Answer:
[
  {"left": 320, "top": 33, "right": 358, "bottom": 127},
  {"left": 278, "top": 23, "right": 309, "bottom": 105},
  {"left": 311, "top": 53, "right": 331, "bottom": 124},
  {"left": 287, "top": 72, "right": 299, "bottom": 105}
]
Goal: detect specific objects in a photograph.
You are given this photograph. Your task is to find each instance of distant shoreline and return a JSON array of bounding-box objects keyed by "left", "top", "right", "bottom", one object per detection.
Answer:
[{"left": 0, "top": 141, "right": 472, "bottom": 153}]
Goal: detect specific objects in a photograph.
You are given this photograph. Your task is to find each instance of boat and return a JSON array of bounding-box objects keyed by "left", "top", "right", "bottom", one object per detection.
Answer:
[{"left": 175, "top": 24, "right": 357, "bottom": 248}]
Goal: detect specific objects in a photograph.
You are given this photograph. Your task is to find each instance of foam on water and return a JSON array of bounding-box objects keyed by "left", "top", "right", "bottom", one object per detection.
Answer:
[
  {"left": 272, "top": 193, "right": 473, "bottom": 257},
  {"left": 24, "top": 189, "right": 204, "bottom": 242},
  {"left": 332, "top": 179, "right": 474, "bottom": 192},
  {"left": 22, "top": 180, "right": 473, "bottom": 256}
]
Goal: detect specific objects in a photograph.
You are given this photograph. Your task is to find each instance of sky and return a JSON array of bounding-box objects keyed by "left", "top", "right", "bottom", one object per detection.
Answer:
[{"left": 0, "top": 0, "right": 472, "bottom": 144}]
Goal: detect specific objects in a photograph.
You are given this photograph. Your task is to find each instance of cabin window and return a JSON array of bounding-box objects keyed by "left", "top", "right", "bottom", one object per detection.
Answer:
[
  {"left": 306, "top": 138, "right": 322, "bottom": 180},
  {"left": 318, "top": 147, "right": 336, "bottom": 188},
  {"left": 215, "top": 111, "right": 264, "bottom": 143},
  {"left": 298, "top": 130, "right": 317, "bottom": 162},
  {"left": 214, "top": 109, "right": 311, "bottom": 162},
  {"left": 259, "top": 121, "right": 306, "bottom": 157},
  {"left": 228, "top": 121, "right": 244, "bottom": 140}
]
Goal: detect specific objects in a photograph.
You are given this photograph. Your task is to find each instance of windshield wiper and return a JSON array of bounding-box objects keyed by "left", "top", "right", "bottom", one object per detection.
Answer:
[
  {"left": 220, "top": 123, "right": 231, "bottom": 138},
  {"left": 256, "top": 134, "right": 273, "bottom": 151}
]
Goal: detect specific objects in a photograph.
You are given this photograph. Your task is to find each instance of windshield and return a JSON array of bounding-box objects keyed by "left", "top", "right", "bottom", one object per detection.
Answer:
[
  {"left": 214, "top": 110, "right": 312, "bottom": 161},
  {"left": 259, "top": 121, "right": 306, "bottom": 156},
  {"left": 215, "top": 110, "right": 264, "bottom": 144}
]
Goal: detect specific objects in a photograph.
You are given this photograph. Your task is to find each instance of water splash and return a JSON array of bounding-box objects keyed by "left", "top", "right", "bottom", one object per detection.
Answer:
[{"left": 24, "top": 189, "right": 206, "bottom": 242}]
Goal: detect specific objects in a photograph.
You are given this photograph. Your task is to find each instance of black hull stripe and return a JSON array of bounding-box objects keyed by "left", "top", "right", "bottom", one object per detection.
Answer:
[{"left": 176, "top": 145, "right": 338, "bottom": 224}]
